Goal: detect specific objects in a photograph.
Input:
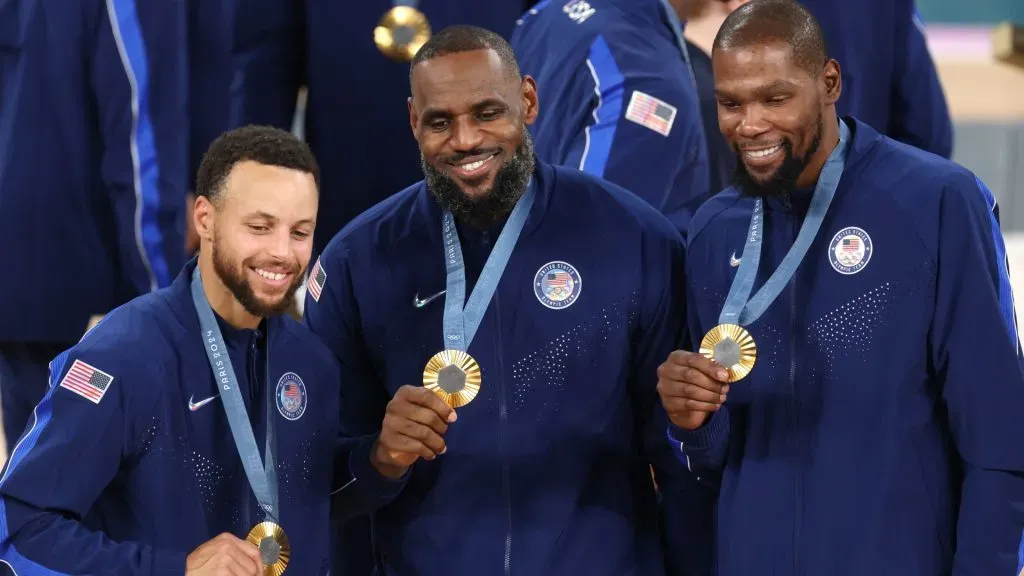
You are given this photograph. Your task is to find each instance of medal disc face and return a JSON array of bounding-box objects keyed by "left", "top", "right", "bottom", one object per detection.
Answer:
[
  {"left": 246, "top": 521, "right": 290, "bottom": 576},
  {"left": 699, "top": 324, "right": 757, "bottom": 382},
  {"left": 374, "top": 6, "right": 431, "bottom": 62},
  {"left": 423, "top": 349, "right": 482, "bottom": 408}
]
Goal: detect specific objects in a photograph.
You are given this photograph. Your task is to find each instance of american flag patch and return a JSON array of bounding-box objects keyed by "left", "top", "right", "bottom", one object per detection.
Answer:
[
  {"left": 59, "top": 359, "right": 114, "bottom": 404},
  {"left": 624, "top": 91, "right": 677, "bottom": 137},
  {"left": 842, "top": 237, "right": 860, "bottom": 251},
  {"left": 307, "top": 257, "right": 327, "bottom": 302}
]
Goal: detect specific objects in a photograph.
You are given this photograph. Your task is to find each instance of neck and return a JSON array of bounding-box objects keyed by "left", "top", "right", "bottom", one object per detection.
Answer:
[
  {"left": 795, "top": 113, "right": 841, "bottom": 189},
  {"left": 197, "top": 251, "right": 261, "bottom": 330}
]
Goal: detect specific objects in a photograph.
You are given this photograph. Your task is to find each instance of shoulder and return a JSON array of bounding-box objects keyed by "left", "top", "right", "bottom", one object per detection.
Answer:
[
  {"left": 550, "top": 164, "right": 683, "bottom": 245},
  {"left": 687, "top": 186, "right": 745, "bottom": 248},
  {"left": 275, "top": 316, "right": 341, "bottom": 380},
  {"left": 54, "top": 290, "right": 181, "bottom": 403}
]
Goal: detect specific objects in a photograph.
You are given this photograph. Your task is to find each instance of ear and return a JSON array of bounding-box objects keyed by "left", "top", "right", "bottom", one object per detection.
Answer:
[
  {"left": 408, "top": 96, "right": 419, "bottom": 138},
  {"left": 822, "top": 58, "right": 842, "bottom": 105},
  {"left": 522, "top": 75, "right": 540, "bottom": 126},
  {"left": 193, "top": 195, "right": 216, "bottom": 241}
]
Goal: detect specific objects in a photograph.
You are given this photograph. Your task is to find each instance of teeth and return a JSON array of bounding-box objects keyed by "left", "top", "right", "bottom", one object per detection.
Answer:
[
  {"left": 745, "top": 145, "right": 782, "bottom": 158},
  {"left": 255, "top": 268, "right": 287, "bottom": 281},
  {"left": 459, "top": 157, "right": 490, "bottom": 171}
]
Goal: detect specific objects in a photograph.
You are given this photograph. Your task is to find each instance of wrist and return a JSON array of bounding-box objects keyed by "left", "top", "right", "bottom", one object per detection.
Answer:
[{"left": 371, "top": 439, "right": 409, "bottom": 480}]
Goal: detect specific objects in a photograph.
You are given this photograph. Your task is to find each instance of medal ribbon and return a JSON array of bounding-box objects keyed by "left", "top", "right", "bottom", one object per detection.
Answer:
[
  {"left": 719, "top": 119, "right": 852, "bottom": 327},
  {"left": 441, "top": 180, "right": 536, "bottom": 351},
  {"left": 192, "top": 269, "right": 279, "bottom": 524}
]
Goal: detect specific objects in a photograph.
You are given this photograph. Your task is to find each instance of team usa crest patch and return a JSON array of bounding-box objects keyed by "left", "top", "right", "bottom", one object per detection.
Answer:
[
  {"left": 828, "top": 227, "right": 873, "bottom": 275},
  {"left": 307, "top": 257, "right": 326, "bottom": 302},
  {"left": 534, "top": 261, "right": 582, "bottom": 310},
  {"left": 59, "top": 359, "right": 114, "bottom": 404},
  {"left": 276, "top": 372, "right": 307, "bottom": 421}
]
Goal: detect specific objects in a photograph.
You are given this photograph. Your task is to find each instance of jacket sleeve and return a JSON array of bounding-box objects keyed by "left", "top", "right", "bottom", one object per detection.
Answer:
[
  {"left": 634, "top": 224, "right": 716, "bottom": 576},
  {"left": 561, "top": 29, "right": 710, "bottom": 238},
  {"left": 665, "top": 249, "right": 732, "bottom": 483},
  {"left": 230, "top": 0, "right": 305, "bottom": 129},
  {"left": 0, "top": 340, "right": 187, "bottom": 574},
  {"left": 889, "top": 0, "right": 953, "bottom": 159},
  {"left": 929, "top": 174, "right": 1024, "bottom": 575},
  {"left": 303, "top": 247, "right": 409, "bottom": 518},
  {"left": 91, "top": 0, "right": 187, "bottom": 297}
]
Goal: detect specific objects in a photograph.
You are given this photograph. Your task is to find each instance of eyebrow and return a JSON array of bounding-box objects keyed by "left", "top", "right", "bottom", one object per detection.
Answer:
[
  {"left": 716, "top": 79, "right": 798, "bottom": 100},
  {"left": 245, "top": 211, "right": 314, "bottom": 226},
  {"left": 420, "top": 98, "right": 509, "bottom": 123}
]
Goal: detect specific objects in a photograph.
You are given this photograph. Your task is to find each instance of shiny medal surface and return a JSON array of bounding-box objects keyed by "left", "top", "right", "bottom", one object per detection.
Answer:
[
  {"left": 699, "top": 323, "right": 757, "bottom": 383},
  {"left": 247, "top": 521, "right": 291, "bottom": 576},
  {"left": 423, "top": 349, "right": 482, "bottom": 408},
  {"left": 374, "top": 6, "right": 431, "bottom": 62}
]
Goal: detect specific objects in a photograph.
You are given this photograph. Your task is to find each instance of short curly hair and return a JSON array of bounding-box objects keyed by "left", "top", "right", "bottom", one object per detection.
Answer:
[{"left": 195, "top": 125, "right": 320, "bottom": 203}]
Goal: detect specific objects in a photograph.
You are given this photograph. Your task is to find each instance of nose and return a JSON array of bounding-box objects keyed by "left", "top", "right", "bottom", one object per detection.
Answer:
[
  {"left": 449, "top": 116, "right": 485, "bottom": 152},
  {"left": 267, "top": 227, "right": 292, "bottom": 260},
  {"left": 735, "top": 106, "right": 771, "bottom": 140}
]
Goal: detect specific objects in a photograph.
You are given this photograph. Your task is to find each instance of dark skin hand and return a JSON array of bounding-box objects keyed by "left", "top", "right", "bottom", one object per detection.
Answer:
[
  {"left": 656, "top": 350, "right": 731, "bottom": 430},
  {"left": 371, "top": 386, "right": 457, "bottom": 479}
]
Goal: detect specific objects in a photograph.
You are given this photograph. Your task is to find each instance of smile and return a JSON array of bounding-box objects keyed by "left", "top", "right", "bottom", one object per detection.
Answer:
[
  {"left": 252, "top": 267, "right": 291, "bottom": 287},
  {"left": 741, "top": 143, "right": 783, "bottom": 167},
  {"left": 449, "top": 152, "right": 498, "bottom": 179}
]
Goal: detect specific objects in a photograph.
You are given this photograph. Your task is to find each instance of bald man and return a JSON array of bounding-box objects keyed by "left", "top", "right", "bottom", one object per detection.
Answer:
[{"left": 656, "top": 1, "right": 1024, "bottom": 574}]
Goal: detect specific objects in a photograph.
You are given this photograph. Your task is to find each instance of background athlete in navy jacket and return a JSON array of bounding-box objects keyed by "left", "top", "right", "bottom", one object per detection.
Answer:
[
  {"left": 305, "top": 26, "right": 710, "bottom": 576},
  {"left": 232, "top": 0, "right": 534, "bottom": 262},
  {"left": 658, "top": 2, "right": 1024, "bottom": 574},
  {"left": 0, "top": 127, "right": 398, "bottom": 575},
  {"left": 0, "top": 0, "right": 189, "bottom": 453},
  {"left": 511, "top": 0, "right": 710, "bottom": 238}
]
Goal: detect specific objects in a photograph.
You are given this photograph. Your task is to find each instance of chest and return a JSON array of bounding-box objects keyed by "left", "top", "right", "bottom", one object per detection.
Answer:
[
  {"left": 693, "top": 198, "right": 937, "bottom": 397},
  {"left": 356, "top": 224, "right": 647, "bottom": 425}
]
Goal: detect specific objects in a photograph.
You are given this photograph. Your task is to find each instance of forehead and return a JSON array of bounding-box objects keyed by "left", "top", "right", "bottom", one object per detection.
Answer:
[
  {"left": 220, "top": 161, "right": 317, "bottom": 219},
  {"left": 713, "top": 41, "right": 805, "bottom": 85},
  {"left": 411, "top": 50, "right": 513, "bottom": 109}
]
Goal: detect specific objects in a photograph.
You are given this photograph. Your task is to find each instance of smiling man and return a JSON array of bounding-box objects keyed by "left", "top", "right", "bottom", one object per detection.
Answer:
[
  {"left": 0, "top": 126, "right": 393, "bottom": 575},
  {"left": 655, "top": 1, "right": 1024, "bottom": 575},
  {"left": 304, "top": 24, "right": 706, "bottom": 576}
]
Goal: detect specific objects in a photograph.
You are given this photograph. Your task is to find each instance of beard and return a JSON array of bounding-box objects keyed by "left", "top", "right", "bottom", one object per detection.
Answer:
[
  {"left": 421, "top": 130, "right": 536, "bottom": 228},
  {"left": 211, "top": 234, "right": 303, "bottom": 319},
  {"left": 733, "top": 113, "right": 823, "bottom": 198}
]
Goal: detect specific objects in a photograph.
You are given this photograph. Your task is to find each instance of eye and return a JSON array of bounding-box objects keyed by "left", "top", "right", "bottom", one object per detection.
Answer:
[
  {"left": 718, "top": 100, "right": 740, "bottom": 110},
  {"left": 766, "top": 95, "right": 789, "bottom": 105},
  {"left": 428, "top": 119, "right": 450, "bottom": 131},
  {"left": 478, "top": 108, "right": 502, "bottom": 121},
  {"left": 248, "top": 224, "right": 269, "bottom": 233},
  {"left": 291, "top": 230, "right": 311, "bottom": 239}
]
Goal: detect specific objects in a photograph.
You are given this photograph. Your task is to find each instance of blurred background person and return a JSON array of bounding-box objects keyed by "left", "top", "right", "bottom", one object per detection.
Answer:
[
  {"left": 231, "top": 0, "right": 536, "bottom": 264},
  {"left": 0, "top": 0, "right": 193, "bottom": 454},
  {"left": 510, "top": 0, "right": 711, "bottom": 239}
]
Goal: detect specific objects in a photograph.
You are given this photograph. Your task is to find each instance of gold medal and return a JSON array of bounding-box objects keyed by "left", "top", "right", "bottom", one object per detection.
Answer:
[
  {"left": 246, "top": 521, "right": 291, "bottom": 576},
  {"left": 699, "top": 324, "right": 757, "bottom": 383},
  {"left": 374, "top": 6, "right": 431, "bottom": 62},
  {"left": 423, "top": 349, "right": 481, "bottom": 408}
]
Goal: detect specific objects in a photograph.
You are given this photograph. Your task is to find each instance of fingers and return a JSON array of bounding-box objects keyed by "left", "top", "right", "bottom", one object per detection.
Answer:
[
  {"left": 381, "top": 413, "right": 447, "bottom": 460},
  {"left": 402, "top": 386, "right": 457, "bottom": 425},
  {"left": 657, "top": 350, "right": 732, "bottom": 417}
]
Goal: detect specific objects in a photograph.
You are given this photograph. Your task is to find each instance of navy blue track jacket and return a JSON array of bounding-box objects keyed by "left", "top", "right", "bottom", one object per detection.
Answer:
[
  {"left": 0, "top": 258, "right": 403, "bottom": 574},
  {"left": 802, "top": 0, "right": 953, "bottom": 158},
  {"left": 231, "top": 0, "right": 534, "bottom": 260},
  {"left": 0, "top": 0, "right": 188, "bottom": 342},
  {"left": 305, "top": 161, "right": 710, "bottom": 575},
  {"left": 672, "top": 118, "right": 1024, "bottom": 575},
  {"left": 510, "top": 0, "right": 710, "bottom": 238}
]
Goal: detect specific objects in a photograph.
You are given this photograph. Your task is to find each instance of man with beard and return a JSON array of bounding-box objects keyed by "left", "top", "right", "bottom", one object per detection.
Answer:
[
  {"left": 656, "top": 1, "right": 1024, "bottom": 575},
  {"left": 0, "top": 126, "right": 398, "bottom": 575},
  {"left": 304, "top": 25, "right": 703, "bottom": 576}
]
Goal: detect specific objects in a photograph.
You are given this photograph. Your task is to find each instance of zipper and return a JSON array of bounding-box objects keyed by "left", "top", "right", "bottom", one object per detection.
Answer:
[
  {"left": 480, "top": 229, "right": 512, "bottom": 576},
  {"left": 788, "top": 204, "right": 801, "bottom": 576},
  {"left": 495, "top": 289, "right": 513, "bottom": 576}
]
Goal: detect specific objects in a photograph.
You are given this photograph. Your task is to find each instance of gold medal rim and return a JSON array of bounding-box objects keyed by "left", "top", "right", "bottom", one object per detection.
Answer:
[
  {"left": 246, "top": 521, "right": 291, "bottom": 576},
  {"left": 374, "top": 6, "right": 432, "bottom": 62},
  {"left": 422, "top": 349, "right": 482, "bottom": 408},
  {"left": 698, "top": 324, "right": 757, "bottom": 383}
]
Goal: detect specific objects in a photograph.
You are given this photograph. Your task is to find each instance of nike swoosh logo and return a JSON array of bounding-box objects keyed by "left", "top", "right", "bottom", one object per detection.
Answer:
[
  {"left": 188, "top": 394, "right": 219, "bottom": 412},
  {"left": 413, "top": 290, "right": 446, "bottom": 308},
  {"left": 729, "top": 252, "right": 742, "bottom": 267}
]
